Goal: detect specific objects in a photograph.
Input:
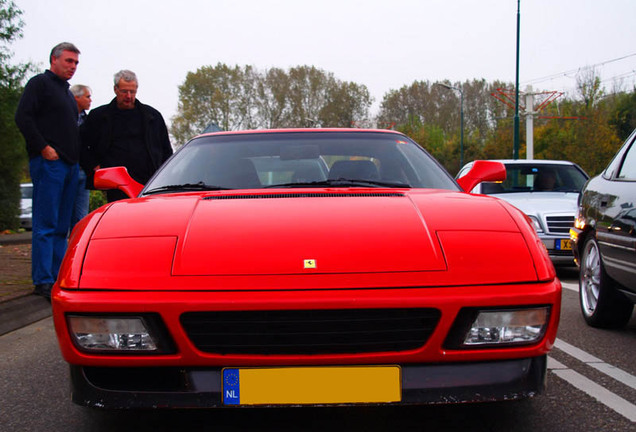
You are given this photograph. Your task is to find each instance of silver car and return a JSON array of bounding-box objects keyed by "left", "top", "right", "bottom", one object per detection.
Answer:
[{"left": 457, "top": 160, "right": 589, "bottom": 265}]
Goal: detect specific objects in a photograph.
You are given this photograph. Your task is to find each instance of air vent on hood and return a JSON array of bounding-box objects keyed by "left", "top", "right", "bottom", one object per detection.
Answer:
[{"left": 204, "top": 192, "right": 404, "bottom": 200}]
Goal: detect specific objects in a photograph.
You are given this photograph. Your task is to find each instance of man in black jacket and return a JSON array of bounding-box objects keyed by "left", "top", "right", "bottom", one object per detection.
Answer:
[
  {"left": 15, "top": 42, "right": 81, "bottom": 299},
  {"left": 81, "top": 70, "right": 173, "bottom": 202}
]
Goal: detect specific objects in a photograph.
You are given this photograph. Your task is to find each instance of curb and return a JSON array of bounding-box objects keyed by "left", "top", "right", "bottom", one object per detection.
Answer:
[
  {"left": 0, "top": 231, "right": 51, "bottom": 335},
  {"left": 0, "top": 294, "right": 52, "bottom": 336},
  {"left": 0, "top": 232, "right": 32, "bottom": 246}
]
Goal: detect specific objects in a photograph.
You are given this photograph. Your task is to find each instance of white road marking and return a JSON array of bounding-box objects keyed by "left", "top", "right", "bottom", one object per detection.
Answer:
[
  {"left": 561, "top": 281, "right": 578, "bottom": 292},
  {"left": 550, "top": 280, "right": 636, "bottom": 422},
  {"left": 548, "top": 357, "right": 636, "bottom": 422},
  {"left": 554, "top": 338, "right": 636, "bottom": 391}
]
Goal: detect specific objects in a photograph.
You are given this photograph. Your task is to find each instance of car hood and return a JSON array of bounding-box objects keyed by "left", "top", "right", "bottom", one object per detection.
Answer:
[
  {"left": 490, "top": 192, "right": 579, "bottom": 216},
  {"left": 76, "top": 190, "right": 546, "bottom": 289}
]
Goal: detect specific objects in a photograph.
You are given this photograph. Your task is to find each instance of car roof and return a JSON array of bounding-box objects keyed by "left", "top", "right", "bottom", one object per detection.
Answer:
[
  {"left": 487, "top": 159, "right": 578, "bottom": 165},
  {"left": 460, "top": 159, "right": 582, "bottom": 171},
  {"left": 486, "top": 159, "right": 576, "bottom": 165},
  {"left": 194, "top": 128, "right": 405, "bottom": 139}
]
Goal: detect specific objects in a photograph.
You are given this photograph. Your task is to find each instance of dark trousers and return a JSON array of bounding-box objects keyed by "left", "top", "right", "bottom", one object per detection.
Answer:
[{"left": 29, "top": 156, "right": 79, "bottom": 284}]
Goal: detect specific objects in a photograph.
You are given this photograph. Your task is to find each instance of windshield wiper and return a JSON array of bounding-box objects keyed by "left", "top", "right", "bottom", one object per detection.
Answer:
[
  {"left": 264, "top": 179, "right": 411, "bottom": 189},
  {"left": 144, "top": 182, "right": 232, "bottom": 195}
]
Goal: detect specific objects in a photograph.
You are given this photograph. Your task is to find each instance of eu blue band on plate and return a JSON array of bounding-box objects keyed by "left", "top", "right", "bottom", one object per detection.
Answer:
[{"left": 223, "top": 369, "right": 240, "bottom": 405}]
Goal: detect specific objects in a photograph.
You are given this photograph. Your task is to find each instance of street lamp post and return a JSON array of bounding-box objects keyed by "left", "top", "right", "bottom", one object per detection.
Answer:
[
  {"left": 438, "top": 83, "right": 464, "bottom": 168},
  {"left": 513, "top": 0, "right": 521, "bottom": 160}
]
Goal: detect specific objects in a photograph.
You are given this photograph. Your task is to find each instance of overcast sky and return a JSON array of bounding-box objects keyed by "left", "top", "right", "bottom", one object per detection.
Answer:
[{"left": 10, "top": 0, "right": 636, "bottom": 129}]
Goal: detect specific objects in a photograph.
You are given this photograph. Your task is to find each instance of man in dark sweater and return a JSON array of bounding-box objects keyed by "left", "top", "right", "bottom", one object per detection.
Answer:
[
  {"left": 81, "top": 70, "right": 173, "bottom": 202},
  {"left": 15, "top": 42, "right": 81, "bottom": 299}
]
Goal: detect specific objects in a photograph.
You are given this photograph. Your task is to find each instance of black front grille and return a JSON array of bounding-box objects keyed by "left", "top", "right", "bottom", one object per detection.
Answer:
[
  {"left": 546, "top": 215, "right": 574, "bottom": 234},
  {"left": 180, "top": 308, "right": 440, "bottom": 355}
]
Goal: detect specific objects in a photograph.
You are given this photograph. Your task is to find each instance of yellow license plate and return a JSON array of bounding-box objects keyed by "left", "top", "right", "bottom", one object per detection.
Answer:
[
  {"left": 222, "top": 366, "right": 401, "bottom": 405},
  {"left": 560, "top": 239, "right": 572, "bottom": 250}
]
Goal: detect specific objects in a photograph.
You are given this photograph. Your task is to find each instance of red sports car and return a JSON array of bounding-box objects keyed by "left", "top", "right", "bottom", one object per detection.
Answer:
[{"left": 53, "top": 129, "right": 560, "bottom": 408}]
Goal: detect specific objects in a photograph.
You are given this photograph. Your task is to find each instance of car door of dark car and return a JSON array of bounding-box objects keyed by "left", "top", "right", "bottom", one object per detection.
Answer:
[{"left": 596, "top": 137, "right": 636, "bottom": 292}]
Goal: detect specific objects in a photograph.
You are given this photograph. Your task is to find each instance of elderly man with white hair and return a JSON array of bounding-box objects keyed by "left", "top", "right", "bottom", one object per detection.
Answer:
[{"left": 80, "top": 70, "right": 173, "bottom": 202}]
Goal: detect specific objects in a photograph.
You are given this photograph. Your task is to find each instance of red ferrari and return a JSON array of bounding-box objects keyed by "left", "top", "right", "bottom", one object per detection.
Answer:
[{"left": 53, "top": 129, "right": 560, "bottom": 408}]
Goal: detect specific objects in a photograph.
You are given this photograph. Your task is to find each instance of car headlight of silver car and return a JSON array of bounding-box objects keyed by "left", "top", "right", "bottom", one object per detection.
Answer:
[
  {"left": 444, "top": 306, "right": 550, "bottom": 349},
  {"left": 526, "top": 215, "right": 544, "bottom": 233},
  {"left": 67, "top": 314, "right": 175, "bottom": 354}
]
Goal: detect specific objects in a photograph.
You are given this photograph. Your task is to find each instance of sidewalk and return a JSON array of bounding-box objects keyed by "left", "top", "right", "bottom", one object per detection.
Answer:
[{"left": 0, "top": 231, "right": 52, "bottom": 336}]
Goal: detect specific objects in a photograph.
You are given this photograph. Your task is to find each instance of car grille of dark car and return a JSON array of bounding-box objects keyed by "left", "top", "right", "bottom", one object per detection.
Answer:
[
  {"left": 180, "top": 308, "right": 440, "bottom": 355},
  {"left": 546, "top": 215, "right": 574, "bottom": 234}
]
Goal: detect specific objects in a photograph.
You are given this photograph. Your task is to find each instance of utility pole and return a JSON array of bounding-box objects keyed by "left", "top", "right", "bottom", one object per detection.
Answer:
[
  {"left": 492, "top": 87, "right": 564, "bottom": 159},
  {"left": 525, "top": 86, "right": 534, "bottom": 160}
]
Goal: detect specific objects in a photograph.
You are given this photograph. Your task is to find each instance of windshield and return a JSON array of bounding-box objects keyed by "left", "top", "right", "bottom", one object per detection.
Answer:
[
  {"left": 144, "top": 131, "right": 458, "bottom": 194},
  {"left": 481, "top": 163, "right": 588, "bottom": 194}
]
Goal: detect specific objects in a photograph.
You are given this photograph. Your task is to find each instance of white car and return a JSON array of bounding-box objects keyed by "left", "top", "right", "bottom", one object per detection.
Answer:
[
  {"left": 20, "top": 183, "right": 32, "bottom": 230},
  {"left": 457, "top": 160, "right": 589, "bottom": 265}
]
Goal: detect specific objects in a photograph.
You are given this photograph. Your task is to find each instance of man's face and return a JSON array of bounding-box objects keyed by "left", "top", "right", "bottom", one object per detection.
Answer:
[
  {"left": 114, "top": 79, "right": 138, "bottom": 110},
  {"left": 75, "top": 90, "right": 92, "bottom": 111},
  {"left": 50, "top": 50, "right": 79, "bottom": 81}
]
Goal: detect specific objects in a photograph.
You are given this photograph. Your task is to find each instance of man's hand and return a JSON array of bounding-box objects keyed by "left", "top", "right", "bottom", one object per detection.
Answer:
[{"left": 41, "top": 145, "right": 59, "bottom": 160}]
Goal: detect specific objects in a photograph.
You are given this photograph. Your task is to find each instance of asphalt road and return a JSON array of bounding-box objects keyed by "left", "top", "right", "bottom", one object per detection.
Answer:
[{"left": 0, "top": 269, "right": 634, "bottom": 432}]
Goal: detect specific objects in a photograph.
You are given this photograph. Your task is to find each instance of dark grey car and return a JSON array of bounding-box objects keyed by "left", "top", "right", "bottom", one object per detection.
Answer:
[{"left": 571, "top": 129, "right": 636, "bottom": 328}]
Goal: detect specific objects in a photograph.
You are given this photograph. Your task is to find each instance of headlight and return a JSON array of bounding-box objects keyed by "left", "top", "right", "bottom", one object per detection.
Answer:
[
  {"left": 574, "top": 216, "right": 585, "bottom": 230},
  {"left": 527, "top": 215, "right": 543, "bottom": 233},
  {"left": 67, "top": 314, "right": 174, "bottom": 354},
  {"left": 444, "top": 306, "right": 550, "bottom": 349}
]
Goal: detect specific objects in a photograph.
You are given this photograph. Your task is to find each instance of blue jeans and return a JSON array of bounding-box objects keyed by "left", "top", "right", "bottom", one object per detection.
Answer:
[
  {"left": 29, "top": 156, "right": 79, "bottom": 285},
  {"left": 71, "top": 168, "right": 90, "bottom": 231}
]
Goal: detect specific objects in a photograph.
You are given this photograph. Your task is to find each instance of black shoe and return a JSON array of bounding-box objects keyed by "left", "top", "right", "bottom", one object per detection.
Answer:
[{"left": 33, "top": 283, "right": 53, "bottom": 300}]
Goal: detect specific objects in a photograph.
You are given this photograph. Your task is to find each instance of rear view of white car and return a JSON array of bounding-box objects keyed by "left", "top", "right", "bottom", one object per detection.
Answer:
[{"left": 458, "top": 160, "right": 589, "bottom": 265}]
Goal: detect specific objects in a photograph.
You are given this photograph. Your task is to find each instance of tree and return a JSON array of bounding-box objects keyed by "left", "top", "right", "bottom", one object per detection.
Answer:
[
  {"left": 0, "top": 0, "right": 29, "bottom": 231},
  {"left": 170, "top": 64, "right": 373, "bottom": 146},
  {"left": 530, "top": 94, "right": 621, "bottom": 177},
  {"left": 286, "top": 65, "right": 331, "bottom": 127},
  {"left": 378, "top": 79, "right": 515, "bottom": 172},
  {"left": 255, "top": 67, "right": 291, "bottom": 129},
  {"left": 171, "top": 63, "right": 257, "bottom": 146},
  {"left": 609, "top": 88, "right": 636, "bottom": 141},
  {"left": 319, "top": 81, "right": 372, "bottom": 128},
  {"left": 576, "top": 67, "right": 604, "bottom": 110}
]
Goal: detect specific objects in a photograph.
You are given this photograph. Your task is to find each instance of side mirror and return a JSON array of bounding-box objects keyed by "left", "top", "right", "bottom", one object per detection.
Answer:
[
  {"left": 456, "top": 161, "right": 506, "bottom": 192},
  {"left": 93, "top": 167, "right": 144, "bottom": 199}
]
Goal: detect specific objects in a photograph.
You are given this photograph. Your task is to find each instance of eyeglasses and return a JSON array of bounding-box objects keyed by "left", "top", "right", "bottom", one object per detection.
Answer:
[{"left": 116, "top": 87, "right": 137, "bottom": 95}]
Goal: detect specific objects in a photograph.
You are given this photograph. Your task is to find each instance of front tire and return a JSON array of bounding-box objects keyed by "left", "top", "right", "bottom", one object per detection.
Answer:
[{"left": 579, "top": 234, "right": 633, "bottom": 328}]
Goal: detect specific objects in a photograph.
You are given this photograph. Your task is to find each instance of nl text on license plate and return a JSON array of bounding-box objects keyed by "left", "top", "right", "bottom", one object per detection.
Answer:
[{"left": 222, "top": 366, "right": 401, "bottom": 406}]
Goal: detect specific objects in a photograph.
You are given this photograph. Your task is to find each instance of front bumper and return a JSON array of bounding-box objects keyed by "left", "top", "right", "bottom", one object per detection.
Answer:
[
  {"left": 569, "top": 227, "right": 583, "bottom": 267},
  {"left": 70, "top": 356, "right": 547, "bottom": 409},
  {"left": 539, "top": 235, "right": 575, "bottom": 265}
]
